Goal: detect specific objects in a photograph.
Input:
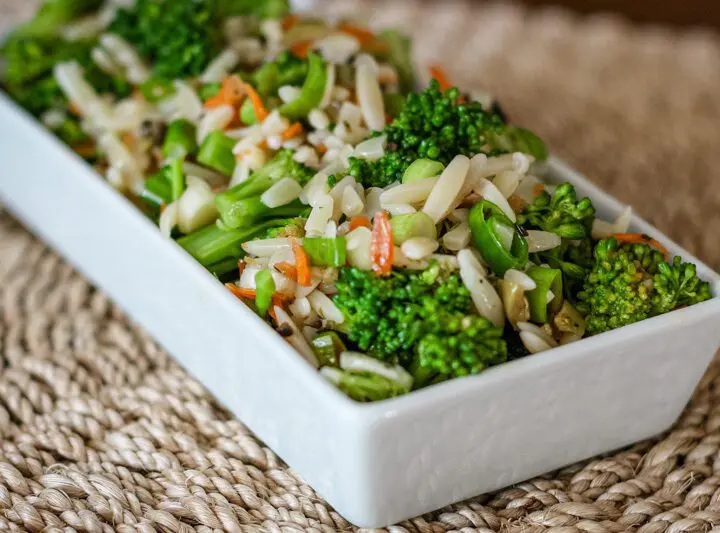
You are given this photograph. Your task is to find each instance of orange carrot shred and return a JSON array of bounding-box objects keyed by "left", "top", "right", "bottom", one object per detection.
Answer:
[
  {"left": 237, "top": 259, "right": 247, "bottom": 275},
  {"left": 611, "top": 233, "right": 669, "bottom": 258},
  {"left": 292, "top": 240, "right": 312, "bottom": 286},
  {"left": 349, "top": 215, "right": 371, "bottom": 231},
  {"left": 370, "top": 211, "right": 393, "bottom": 276},
  {"left": 316, "top": 143, "right": 328, "bottom": 154},
  {"left": 205, "top": 75, "right": 245, "bottom": 109},
  {"left": 274, "top": 261, "right": 298, "bottom": 281},
  {"left": 281, "top": 14, "right": 299, "bottom": 32},
  {"left": 532, "top": 184, "right": 546, "bottom": 197},
  {"left": 68, "top": 101, "right": 82, "bottom": 116},
  {"left": 337, "top": 22, "right": 375, "bottom": 44},
  {"left": 337, "top": 22, "right": 389, "bottom": 54},
  {"left": 280, "top": 122, "right": 304, "bottom": 141},
  {"left": 240, "top": 81, "right": 269, "bottom": 122},
  {"left": 429, "top": 65, "right": 452, "bottom": 92},
  {"left": 225, "top": 283, "right": 256, "bottom": 300},
  {"left": 290, "top": 40, "right": 312, "bottom": 58},
  {"left": 72, "top": 142, "right": 96, "bottom": 157}
]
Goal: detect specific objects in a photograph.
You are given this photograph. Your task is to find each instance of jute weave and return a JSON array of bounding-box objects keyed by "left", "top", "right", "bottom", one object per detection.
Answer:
[{"left": 1, "top": 1, "right": 720, "bottom": 531}]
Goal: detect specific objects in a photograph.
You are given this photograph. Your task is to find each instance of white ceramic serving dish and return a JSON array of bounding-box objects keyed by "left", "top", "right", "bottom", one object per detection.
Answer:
[{"left": 1, "top": 93, "right": 719, "bottom": 527}]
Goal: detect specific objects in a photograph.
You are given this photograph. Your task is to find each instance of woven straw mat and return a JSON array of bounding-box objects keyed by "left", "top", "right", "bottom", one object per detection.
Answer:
[{"left": 2, "top": 0, "right": 720, "bottom": 531}]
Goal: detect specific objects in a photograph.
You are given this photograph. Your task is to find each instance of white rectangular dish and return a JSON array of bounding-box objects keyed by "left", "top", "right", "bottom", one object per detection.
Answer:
[{"left": 1, "top": 92, "right": 719, "bottom": 528}]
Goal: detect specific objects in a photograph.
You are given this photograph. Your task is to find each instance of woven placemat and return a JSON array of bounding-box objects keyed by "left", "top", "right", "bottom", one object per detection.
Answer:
[{"left": 2, "top": 1, "right": 720, "bottom": 531}]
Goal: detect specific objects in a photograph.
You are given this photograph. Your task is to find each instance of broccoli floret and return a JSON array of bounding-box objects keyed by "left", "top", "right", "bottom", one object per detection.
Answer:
[
  {"left": 519, "top": 183, "right": 596, "bottom": 239},
  {"left": 652, "top": 256, "right": 711, "bottom": 314},
  {"left": 215, "top": 150, "right": 315, "bottom": 229},
  {"left": 323, "top": 369, "right": 409, "bottom": 402},
  {"left": 348, "top": 80, "right": 507, "bottom": 188},
  {"left": 333, "top": 263, "right": 507, "bottom": 385},
  {"left": 109, "top": 0, "right": 221, "bottom": 79},
  {"left": 576, "top": 238, "right": 708, "bottom": 335},
  {"left": 414, "top": 314, "right": 507, "bottom": 385}
]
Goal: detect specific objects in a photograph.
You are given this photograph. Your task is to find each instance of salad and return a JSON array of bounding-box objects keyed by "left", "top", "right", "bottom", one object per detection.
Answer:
[{"left": 1, "top": 0, "right": 712, "bottom": 402}]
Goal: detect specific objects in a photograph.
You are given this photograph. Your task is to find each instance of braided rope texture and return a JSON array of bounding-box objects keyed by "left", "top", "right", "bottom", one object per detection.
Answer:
[{"left": 2, "top": 0, "right": 720, "bottom": 531}]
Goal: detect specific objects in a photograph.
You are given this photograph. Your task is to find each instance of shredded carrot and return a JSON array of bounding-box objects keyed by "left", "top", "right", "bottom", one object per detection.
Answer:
[
  {"left": 337, "top": 22, "right": 389, "bottom": 54},
  {"left": 429, "top": 65, "right": 452, "bottom": 92},
  {"left": 274, "top": 261, "right": 298, "bottom": 281},
  {"left": 281, "top": 14, "right": 299, "bottom": 32},
  {"left": 532, "top": 184, "right": 546, "bottom": 197},
  {"left": 349, "top": 215, "right": 371, "bottom": 231},
  {"left": 316, "top": 143, "right": 328, "bottom": 154},
  {"left": 72, "top": 142, "right": 96, "bottom": 158},
  {"left": 507, "top": 194, "right": 527, "bottom": 215},
  {"left": 237, "top": 259, "right": 247, "bottom": 275},
  {"left": 121, "top": 133, "right": 136, "bottom": 151},
  {"left": 370, "top": 211, "right": 393, "bottom": 276},
  {"left": 205, "top": 75, "right": 245, "bottom": 109},
  {"left": 225, "top": 283, "right": 290, "bottom": 313},
  {"left": 292, "top": 240, "right": 312, "bottom": 287},
  {"left": 240, "top": 81, "right": 269, "bottom": 122},
  {"left": 611, "top": 233, "right": 669, "bottom": 258},
  {"left": 68, "top": 101, "right": 82, "bottom": 116},
  {"left": 280, "top": 122, "right": 304, "bottom": 141},
  {"left": 225, "top": 283, "right": 257, "bottom": 300},
  {"left": 290, "top": 40, "right": 312, "bottom": 58},
  {"left": 337, "top": 22, "right": 375, "bottom": 44}
]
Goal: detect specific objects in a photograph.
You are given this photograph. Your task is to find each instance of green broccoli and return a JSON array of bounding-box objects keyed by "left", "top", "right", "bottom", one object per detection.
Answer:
[
  {"left": 413, "top": 314, "right": 507, "bottom": 386},
  {"left": 332, "top": 263, "right": 507, "bottom": 385},
  {"left": 518, "top": 183, "right": 596, "bottom": 239},
  {"left": 215, "top": 150, "right": 315, "bottom": 229},
  {"left": 109, "top": 0, "right": 221, "bottom": 80},
  {"left": 347, "top": 79, "right": 507, "bottom": 188},
  {"left": 577, "top": 238, "right": 710, "bottom": 335},
  {"left": 652, "top": 256, "right": 711, "bottom": 314},
  {"left": 322, "top": 368, "right": 409, "bottom": 402}
]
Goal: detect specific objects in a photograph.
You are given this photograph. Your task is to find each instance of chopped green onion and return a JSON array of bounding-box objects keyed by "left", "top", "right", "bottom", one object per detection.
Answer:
[
  {"left": 468, "top": 200, "right": 528, "bottom": 276},
  {"left": 311, "top": 332, "right": 346, "bottom": 367},
  {"left": 240, "top": 98, "right": 256, "bottom": 125},
  {"left": 302, "top": 237, "right": 347, "bottom": 267},
  {"left": 254, "top": 269, "right": 276, "bottom": 318},
  {"left": 140, "top": 76, "right": 175, "bottom": 103},
  {"left": 487, "top": 126, "right": 548, "bottom": 161},
  {"left": 177, "top": 218, "right": 290, "bottom": 267},
  {"left": 379, "top": 29, "right": 416, "bottom": 94},
  {"left": 278, "top": 52, "right": 327, "bottom": 120},
  {"left": 390, "top": 212, "right": 437, "bottom": 244},
  {"left": 197, "top": 130, "right": 237, "bottom": 176},
  {"left": 163, "top": 119, "right": 197, "bottom": 161},
  {"left": 402, "top": 158, "right": 444, "bottom": 183},
  {"left": 526, "top": 266, "right": 563, "bottom": 323},
  {"left": 169, "top": 158, "right": 185, "bottom": 202},
  {"left": 199, "top": 81, "right": 222, "bottom": 101},
  {"left": 207, "top": 257, "right": 241, "bottom": 278},
  {"left": 141, "top": 168, "right": 172, "bottom": 213}
]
